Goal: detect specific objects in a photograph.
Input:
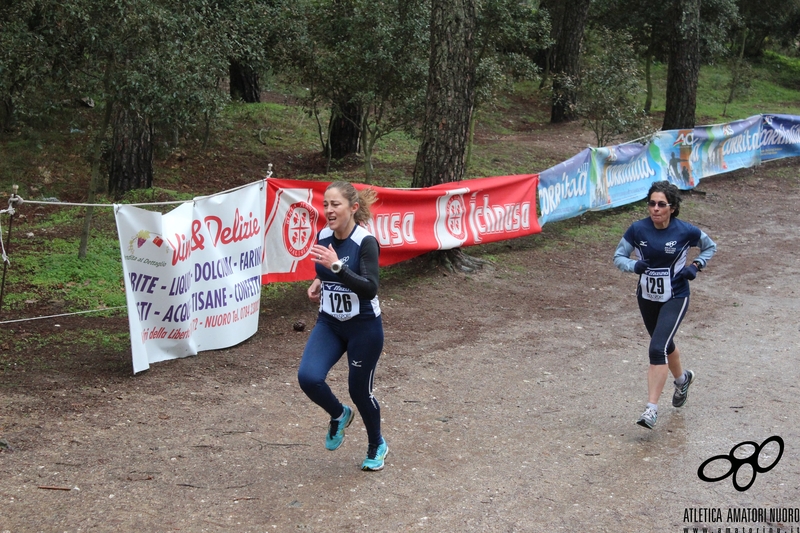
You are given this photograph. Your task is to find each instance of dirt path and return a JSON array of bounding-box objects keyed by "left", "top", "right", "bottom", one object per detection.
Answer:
[{"left": 1, "top": 164, "right": 799, "bottom": 532}]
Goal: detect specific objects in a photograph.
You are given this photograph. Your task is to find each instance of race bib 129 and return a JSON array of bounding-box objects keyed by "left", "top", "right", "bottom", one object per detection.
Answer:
[{"left": 640, "top": 267, "right": 672, "bottom": 302}]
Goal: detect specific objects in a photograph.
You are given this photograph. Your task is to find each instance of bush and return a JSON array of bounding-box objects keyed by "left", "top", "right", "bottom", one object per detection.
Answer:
[{"left": 576, "top": 28, "right": 655, "bottom": 147}]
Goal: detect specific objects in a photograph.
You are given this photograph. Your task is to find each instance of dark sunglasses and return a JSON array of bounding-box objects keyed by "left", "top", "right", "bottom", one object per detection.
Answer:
[{"left": 647, "top": 201, "right": 670, "bottom": 208}]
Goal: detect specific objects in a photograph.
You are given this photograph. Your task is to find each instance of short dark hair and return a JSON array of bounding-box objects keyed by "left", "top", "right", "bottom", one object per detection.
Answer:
[{"left": 647, "top": 180, "right": 681, "bottom": 218}]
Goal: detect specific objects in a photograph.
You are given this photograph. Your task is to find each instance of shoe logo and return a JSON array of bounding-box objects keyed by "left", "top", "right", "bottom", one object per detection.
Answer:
[
  {"left": 697, "top": 435, "right": 784, "bottom": 492},
  {"left": 351, "top": 360, "right": 362, "bottom": 367}
]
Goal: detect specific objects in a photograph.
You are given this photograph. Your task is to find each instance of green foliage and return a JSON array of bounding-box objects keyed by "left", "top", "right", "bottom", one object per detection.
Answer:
[
  {"left": 737, "top": 0, "right": 800, "bottom": 57},
  {"left": 576, "top": 28, "right": 654, "bottom": 147},
  {"left": 697, "top": 0, "right": 740, "bottom": 59},
  {"left": 473, "top": 0, "right": 551, "bottom": 106},
  {"left": 3, "top": 235, "right": 125, "bottom": 312},
  {"left": 0, "top": 0, "right": 245, "bottom": 148},
  {"left": 646, "top": 60, "right": 800, "bottom": 120},
  {"left": 281, "top": 0, "right": 431, "bottom": 179},
  {"left": 762, "top": 51, "right": 800, "bottom": 90},
  {"left": 590, "top": 0, "right": 739, "bottom": 64}
]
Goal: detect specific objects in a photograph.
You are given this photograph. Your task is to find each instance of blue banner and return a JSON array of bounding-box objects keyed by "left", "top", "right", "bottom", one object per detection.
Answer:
[
  {"left": 690, "top": 116, "right": 761, "bottom": 181},
  {"left": 590, "top": 142, "right": 664, "bottom": 210},
  {"left": 651, "top": 129, "right": 698, "bottom": 189},
  {"left": 534, "top": 114, "right": 784, "bottom": 227},
  {"left": 537, "top": 149, "right": 591, "bottom": 225},
  {"left": 761, "top": 114, "right": 800, "bottom": 161}
]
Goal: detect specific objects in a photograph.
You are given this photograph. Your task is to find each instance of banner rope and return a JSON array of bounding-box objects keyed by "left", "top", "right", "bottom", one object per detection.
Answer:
[
  {"left": 0, "top": 306, "right": 126, "bottom": 325},
  {"left": 0, "top": 216, "right": 8, "bottom": 265},
  {"left": 0, "top": 179, "right": 266, "bottom": 323},
  {"left": 22, "top": 179, "right": 264, "bottom": 209}
]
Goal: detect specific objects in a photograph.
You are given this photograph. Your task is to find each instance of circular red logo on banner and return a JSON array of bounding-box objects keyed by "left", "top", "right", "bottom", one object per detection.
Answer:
[
  {"left": 283, "top": 202, "right": 317, "bottom": 258},
  {"left": 445, "top": 195, "right": 467, "bottom": 240}
]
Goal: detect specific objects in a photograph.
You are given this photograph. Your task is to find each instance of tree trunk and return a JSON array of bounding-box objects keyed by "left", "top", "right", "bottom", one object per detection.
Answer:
[
  {"left": 329, "top": 99, "right": 361, "bottom": 160},
  {"left": 361, "top": 113, "right": 376, "bottom": 183},
  {"left": 537, "top": 0, "right": 565, "bottom": 90},
  {"left": 644, "top": 29, "right": 655, "bottom": 115},
  {"left": 78, "top": 59, "right": 116, "bottom": 260},
  {"left": 723, "top": 29, "right": 748, "bottom": 117},
  {"left": 410, "top": 0, "right": 485, "bottom": 273},
  {"left": 78, "top": 96, "right": 115, "bottom": 259},
  {"left": 0, "top": 95, "right": 13, "bottom": 134},
  {"left": 644, "top": 53, "right": 653, "bottom": 115},
  {"left": 108, "top": 107, "right": 154, "bottom": 197},
  {"left": 538, "top": 47, "right": 552, "bottom": 89},
  {"left": 229, "top": 60, "right": 261, "bottom": 103},
  {"left": 662, "top": 0, "right": 700, "bottom": 130},
  {"left": 550, "top": 0, "right": 591, "bottom": 123},
  {"left": 412, "top": 0, "right": 477, "bottom": 188}
]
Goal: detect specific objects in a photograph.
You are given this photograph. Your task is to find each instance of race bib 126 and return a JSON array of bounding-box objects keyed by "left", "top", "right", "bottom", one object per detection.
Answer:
[{"left": 320, "top": 281, "right": 360, "bottom": 321}]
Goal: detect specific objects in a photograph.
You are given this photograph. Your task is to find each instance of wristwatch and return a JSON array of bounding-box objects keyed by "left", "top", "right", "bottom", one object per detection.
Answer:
[
  {"left": 331, "top": 260, "right": 343, "bottom": 274},
  {"left": 692, "top": 261, "right": 703, "bottom": 272}
]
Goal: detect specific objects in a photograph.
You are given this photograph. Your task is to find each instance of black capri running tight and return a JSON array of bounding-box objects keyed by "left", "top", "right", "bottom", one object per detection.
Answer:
[{"left": 636, "top": 295, "right": 689, "bottom": 365}]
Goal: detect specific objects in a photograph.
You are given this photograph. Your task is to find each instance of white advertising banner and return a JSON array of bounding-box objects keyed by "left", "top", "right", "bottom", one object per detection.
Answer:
[{"left": 115, "top": 182, "right": 265, "bottom": 373}]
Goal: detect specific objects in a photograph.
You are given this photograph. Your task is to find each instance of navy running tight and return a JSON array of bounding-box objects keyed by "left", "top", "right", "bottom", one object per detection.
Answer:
[{"left": 298, "top": 314, "right": 384, "bottom": 445}]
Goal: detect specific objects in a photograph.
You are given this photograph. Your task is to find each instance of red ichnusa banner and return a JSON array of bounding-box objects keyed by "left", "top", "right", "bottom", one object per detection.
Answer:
[{"left": 261, "top": 174, "right": 541, "bottom": 284}]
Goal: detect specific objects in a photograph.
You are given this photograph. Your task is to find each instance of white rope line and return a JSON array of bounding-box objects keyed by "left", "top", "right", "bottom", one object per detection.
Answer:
[
  {"left": 0, "top": 219, "right": 8, "bottom": 265},
  {"left": 0, "top": 306, "right": 126, "bottom": 325},
  {"left": 24, "top": 199, "right": 171, "bottom": 207},
  {"left": 0, "top": 205, "right": 10, "bottom": 265},
  {"left": 21, "top": 179, "right": 264, "bottom": 208}
]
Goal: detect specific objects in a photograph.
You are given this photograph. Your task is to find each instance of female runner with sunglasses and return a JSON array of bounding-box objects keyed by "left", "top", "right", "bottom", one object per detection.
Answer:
[{"left": 613, "top": 180, "right": 716, "bottom": 429}]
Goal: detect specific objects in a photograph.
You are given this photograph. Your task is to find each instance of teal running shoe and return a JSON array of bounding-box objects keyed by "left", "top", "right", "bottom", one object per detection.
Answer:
[
  {"left": 325, "top": 405, "right": 354, "bottom": 451},
  {"left": 361, "top": 439, "right": 388, "bottom": 471}
]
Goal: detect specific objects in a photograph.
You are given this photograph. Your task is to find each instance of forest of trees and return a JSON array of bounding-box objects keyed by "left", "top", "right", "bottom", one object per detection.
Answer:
[{"left": 2, "top": 0, "right": 799, "bottom": 197}]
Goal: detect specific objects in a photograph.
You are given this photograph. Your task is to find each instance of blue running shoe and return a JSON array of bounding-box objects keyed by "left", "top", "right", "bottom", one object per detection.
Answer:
[
  {"left": 361, "top": 439, "right": 388, "bottom": 471},
  {"left": 325, "top": 405, "right": 354, "bottom": 451}
]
